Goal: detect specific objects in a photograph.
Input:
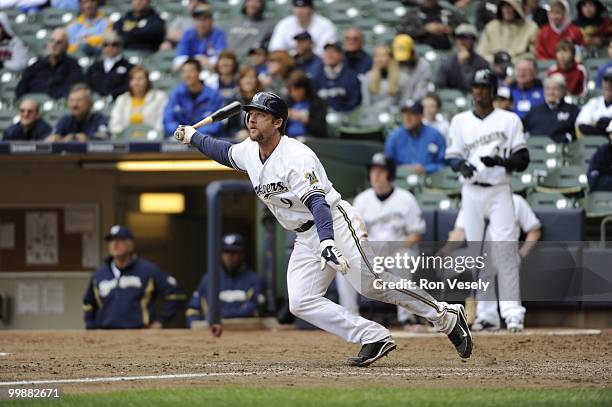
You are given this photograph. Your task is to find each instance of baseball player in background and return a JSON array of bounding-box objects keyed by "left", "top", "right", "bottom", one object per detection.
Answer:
[
  {"left": 174, "top": 91, "right": 472, "bottom": 366},
  {"left": 336, "top": 153, "right": 426, "bottom": 327},
  {"left": 445, "top": 69, "right": 530, "bottom": 333},
  {"left": 440, "top": 194, "right": 541, "bottom": 331}
]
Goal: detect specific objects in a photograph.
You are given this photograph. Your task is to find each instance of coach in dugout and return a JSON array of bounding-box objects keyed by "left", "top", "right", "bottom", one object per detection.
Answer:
[
  {"left": 186, "top": 233, "right": 265, "bottom": 329},
  {"left": 83, "top": 225, "right": 185, "bottom": 329}
]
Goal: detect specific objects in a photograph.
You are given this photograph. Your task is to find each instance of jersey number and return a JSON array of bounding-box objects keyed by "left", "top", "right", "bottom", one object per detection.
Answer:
[{"left": 280, "top": 198, "right": 293, "bottom": 208}]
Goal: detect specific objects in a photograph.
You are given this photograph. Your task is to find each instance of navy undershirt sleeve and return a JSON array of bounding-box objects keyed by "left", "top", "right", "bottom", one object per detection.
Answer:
[
  {"left": 191, "top": 131, "right": 233, "bottom": 168},
  {"left": 304, "top": 194, "right": 334, "bottom": 242}
]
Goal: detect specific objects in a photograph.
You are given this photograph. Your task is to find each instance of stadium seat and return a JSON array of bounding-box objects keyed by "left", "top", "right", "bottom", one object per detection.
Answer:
[
  {"left": 41, "top": 8, "right": 75, "bottom": 29},
  {"left": 0, "top": 109, "right": 17, "bottom": 132},
  {"left": 535, "top": 166, "right": 588, "bottom": 194},
  {"left": 423, "top": 166, "right": 461, "bottom": 195},
  {"left": 527, "top": 136, "right": 562, "bottom": 155},
  {"left": 564, "top": 136, "right": 607, "bottom": 167},
  {"left": 582, "top": 192, "right": 612, "bottom": 218},
  {"left": 416, "top": 191, "right": 457, "bottom": 211},
  {"left": 152, "top": 75, "right": 181, "bottom": 92},
  {"left": 528, "top": 148, "right": 561, "bottom": 171},
  {"left": 338, "top": 106, "right": 394, "bottom": 141},
  {"left": 527, "top": 191, "right": 573, "bottom": 210},
  {"left": 511, "top": 169, "right": 537, "bottom": 193},
  {"left": 116, "top": 124, "right": 162, "bottom": 141},
  {"left": 148, "top": 49, "right": 175, "bottom": 74},
  {"left": 395, "top": 166, "right": 423, "bottom": 192}
]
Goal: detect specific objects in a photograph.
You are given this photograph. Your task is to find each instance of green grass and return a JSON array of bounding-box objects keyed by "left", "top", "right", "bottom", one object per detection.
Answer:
[{"left": 3, "top": 386, "right": 611, "bottom": 406}]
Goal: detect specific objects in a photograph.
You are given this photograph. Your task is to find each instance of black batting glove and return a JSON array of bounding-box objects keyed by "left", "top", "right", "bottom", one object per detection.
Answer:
[
  {"left": 480, "top": 155, "right": 505, "bottom": 167},
  {"left": 459, "top": 161, "right": 476, "bottom": 178}
]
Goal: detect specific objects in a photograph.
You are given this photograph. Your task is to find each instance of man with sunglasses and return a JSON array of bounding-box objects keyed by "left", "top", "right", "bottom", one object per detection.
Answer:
[
  {"left": 85, "top": 31, "right": 133, "bottom": 100},
  {"left": 2, "top": 98, "right": 52, "bottom": 141}
]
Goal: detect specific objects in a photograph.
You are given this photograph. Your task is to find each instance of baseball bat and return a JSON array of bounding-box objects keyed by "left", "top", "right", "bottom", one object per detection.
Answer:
[{"left": 192, "top": 101, "right": 242, "bottom": 129}]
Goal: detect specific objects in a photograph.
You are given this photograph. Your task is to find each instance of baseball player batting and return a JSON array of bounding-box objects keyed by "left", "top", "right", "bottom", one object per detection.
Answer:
[
  {"left": 174, "top": 92, "right": 472, "bottom": 366},
  {"left": 445, "top": 69, "right": 529, "bottom": 333}
]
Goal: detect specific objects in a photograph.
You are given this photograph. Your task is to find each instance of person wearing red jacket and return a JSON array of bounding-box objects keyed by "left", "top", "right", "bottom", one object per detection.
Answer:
[
  {"left": 536, "top": 0, "right": 584, "bottom": 60},
  {"left": 547, "top": 39, "right": 588, "bottom": 96}
]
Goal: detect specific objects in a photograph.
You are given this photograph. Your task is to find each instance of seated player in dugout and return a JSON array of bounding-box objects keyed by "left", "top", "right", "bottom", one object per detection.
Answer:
[
  {"left": 186, "top": 233, "right": 265, "bottom": 328},
  {"left": 82, "top": 225, "right": 186, "bottom": 329}
]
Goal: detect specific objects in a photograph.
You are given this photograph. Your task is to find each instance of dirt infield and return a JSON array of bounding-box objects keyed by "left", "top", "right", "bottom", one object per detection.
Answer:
[{"left": 0, "top": 329, "right": 610, "bottom": 393}]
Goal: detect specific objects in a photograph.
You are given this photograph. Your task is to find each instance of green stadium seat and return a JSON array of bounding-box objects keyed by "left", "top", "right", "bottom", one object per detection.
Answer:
[
  {"left": 423, "top": 166, "right": 461, "bottom": 195},
  {"left": 582, "top": 192, "right": 612, "bottom": 218},
  {"left": 527, "top": 191, "right": 573, "bottom": 210},
  {"left": 41, "top": 8, "right": 75, "bottom": 29},
  {"left": 395, "top": 166, "right": 423, "bottom": 192},
  {"left": 564, "top": 136, "right": 607, "bottom": 167},
  {"left": 511, "top": 170, "right": 537, "bottom": 193},
  {"left": 527, "top": 136, "right": 562, "bottom": 155},
  {"left": 116, "top": 124, "right": 162, "bottom": 141},
  {"left": 415, "top": 191, "right": 457, "bottom": 210},
  {"left": 123, "top": 50, "right": 148, "bottom": 65},
  {"left": 535, "top": 166, "right": 588, "bottom": 194},
  {"left": 152, "top": 75, "right": 181, "bottom": 92},
  {"left": 528, "top": 148, "right": 561, "bottom": 171},
  {"left": 148, "top": 49, "right": 175, "bottom": 74}
]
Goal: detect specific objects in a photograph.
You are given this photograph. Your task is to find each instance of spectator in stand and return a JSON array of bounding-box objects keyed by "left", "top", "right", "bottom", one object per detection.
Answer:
[
  {"left": 85, "top": 31, "right": 133, "bottom": 100},
  {"left": 0, "top": 12, "right": 27, "bottom": 71},
  {"left": 248, "top": 47, "right": 267, "bottom": 75},
  {"left": 160, "top": 0, "right": 205, "bottom": 51},
  {"left": 204, "top": 50, "right": 239, "bottom": 105},
  {"left": 435, "top": 24, "right": 490, "bottom": 93},
  {"left": 163, "top": 59, "right": 224, "bottom": 138},
  {"left": 361, "top": 44, "right": 409, "bottom": 111},
  {"left": 113, "top": 0, "right": 165, "bottom": 53},
  {"left": 535, "top": 0, "right": 584, "bottom": 60},
  {"left": 523, "top": 73, "right": 580, "bottom": 142},
  {"left": 286, "top": 70, "right": 327, "bottom": 138},
  {"left": 267, "top": 0, "right": 337, "bottom": 57},
  {"left": 224, "top": 0, "right": 275, "bottom": 58},
  {"left": 293, "top": 31, "right": 322, "bottom": 78},
  {"left": 576, "top": 66, "right": 612, "bottom": 136},
  {"left": 385, "top": 99, "right": 446, "bottom": 175},
  {"left": 47, "top": 83, "right": 109, "bottom": 142},
  {"left": 310, "top": 42, "right": 361, "bottom": 113},
  {"left": 173, "top": 4, "right": 227, "bottom": 72},
  {"left": 595, "top": 40, "right": 612, "bottom": 88},
  {"left": 16, "top": 28, "right": 83, "bottom": 99},
  {"left": 261, "top": 50, "right": 295, "bottom": 99},
  {"left": 66, "top": 0, "right": 110, "bottom": 56},
  {"left": 227, "top": 65, "right": 264, "bottom": 139},
  {"left": 396, "top": 0, "right": 467, "bottom": 51},
  {"left": 509, "top": 58, "right": 544, "bottom": 119},
  {"left": 477, "top": 0, "right": 538, "bottom": 63},
  {"left": 421, "top": 93, "right": 450, "bottom": 140},
  {"left": 547, "top": 39, "right": 588, "bottom": 96},
  {"left": 186, "top": 233, "right": 264, "bottom": 327},
  {"left": 492, "top": 51, "right": 513, "bottom": 86},
  {"left": 587, "top": 123, "right": 612, "bottom": 191},
  {"left": 342, "top": 27, "right": 372, "bottom": 80},
  {"left": 493, "top": 86, "right": 514, "bottom": 111},
  {"left": 392, "top": 34, "right": 431, "bottom": 102},
  {"left": 2, "top": 98, "right": 51, "bottom": 141},
  {"left": 574, "top": 0, "right": 612, "bottom": 54},
  {"left": 84, "top": 225, "right": 185, "bottom": 330},
  {"left": 523, "top": 0, "right": 549, "bottom": 27},
  {"left": 109, "top": 65, "right": 168, "bottom": 136}
]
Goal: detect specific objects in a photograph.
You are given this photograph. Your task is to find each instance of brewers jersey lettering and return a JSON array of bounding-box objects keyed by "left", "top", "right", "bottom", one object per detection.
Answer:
[
  {"left": 228, "top": 136, "right": 341, "bottom": 231},
  {"left": 446, "top": 109, "right": 527, "bottom": 185}
]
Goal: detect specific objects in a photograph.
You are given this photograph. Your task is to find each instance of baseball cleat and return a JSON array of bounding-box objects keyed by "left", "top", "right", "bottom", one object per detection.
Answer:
[
  {"left": 447, "top": 305, "right": 473, "bottom": 358},
  {"left": 506, "top": 317, "right": 524, "bottom": 333},
  {"left": 471, "top": 319, "right": 500, "bottom": 332},
  {"left": 347, "top": 336, "right": 396, "bottom": 367}
]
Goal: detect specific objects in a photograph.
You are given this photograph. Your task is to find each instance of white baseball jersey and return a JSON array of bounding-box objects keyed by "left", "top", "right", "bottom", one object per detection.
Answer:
[
  {"left": 446, "top": 108, "right": 527, "bottom": 185},
  {"left": 228, "top": 136, "right": 341, "bottom": 231},
  {"left": 455, "top": 194, "right": 541, "bottom": 235},
  {"left": 575, "top": 96, "right": 612, "bottom": 127},
  {"left": 352, "top": 187, "right": 425, "bottom": 241}
]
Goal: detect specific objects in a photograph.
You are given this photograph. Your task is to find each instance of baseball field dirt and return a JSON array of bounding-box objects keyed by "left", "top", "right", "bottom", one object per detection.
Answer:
[{"left": 1, "top": 328, "right": 611, "bottom": 396}]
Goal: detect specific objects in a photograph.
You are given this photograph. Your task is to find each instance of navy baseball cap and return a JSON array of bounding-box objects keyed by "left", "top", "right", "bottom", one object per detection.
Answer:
[
  {"left": 105, "top": 225, "right": 134, "bottom": 241},
  {"left": 494, "top": 51, "right": 511, "bottom": 65},
  {"left": 323, "top": 41, "right": 343, "bottom": 52},
  {"left": 401, "top": 99, "right": 423, "bottom": 114},
  {"left": 294, "top": 31, "right": 312, "bottom": 41},
  {"left": 293, "top": 0, "right": 314, "bottom": 7},
  {"left": 222, "top": 233, "right": 244, "bottom": 252}
]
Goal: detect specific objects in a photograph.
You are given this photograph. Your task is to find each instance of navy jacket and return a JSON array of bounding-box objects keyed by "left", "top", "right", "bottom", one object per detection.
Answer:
[
  {"left": 3, "top": 119, "right": 51, "bottom": 141},
  {"left": 345, "top": 50, "right": 373, "bottom": 78},
  {"left": 523, "top": 101, "right": 581, "bottom": 143},
  {"left": 163, "top": 82, "right": 224, "bottom": 137},
  {"left": 54, "top": 112, "right": 109, "bottom": 139},
  {"left": 83, "top": 257, "right": 185, "bottom": 329},
  {"left": 114, "top": 8, "right": 165, "bottom": 52},
  {"left": 85, "top": 57, "right": 133, "bottom": 100},
  {"left": 311, "top": 64, "right": 361, "bottom": 112},
  {"left": 295, "top": 54, "right": 323, "bottom": 78},
  {"left": 588, "top": 143, "right": 612, "bottom": 192},
  {"left": 16, "top": 55, "right": 83, "bottom": 99},
  {"left": 186, "top": 266, "right": 265, "bottom": 326}
]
